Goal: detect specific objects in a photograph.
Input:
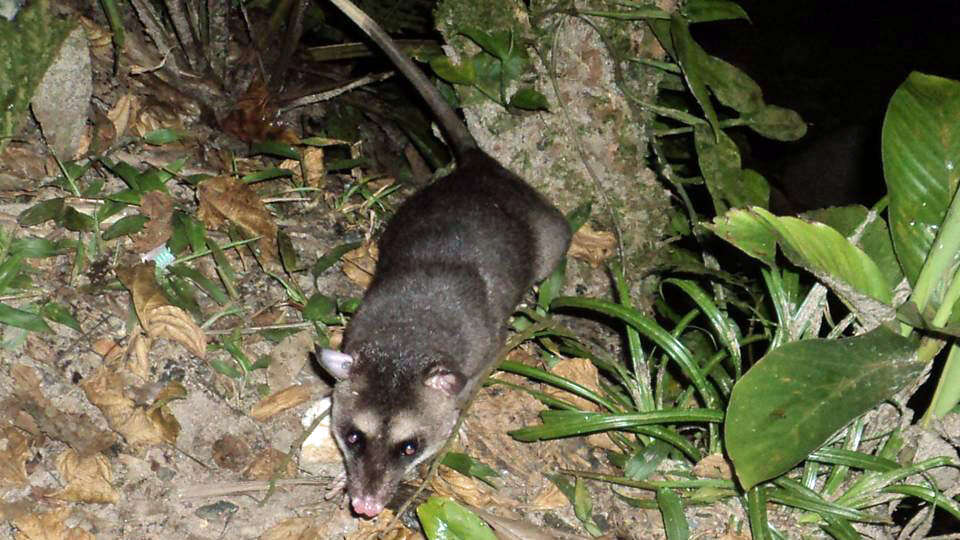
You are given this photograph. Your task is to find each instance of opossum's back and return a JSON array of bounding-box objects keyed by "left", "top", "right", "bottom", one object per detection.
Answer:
[{"left": 378, "top": 149, "right": 569, "bottom": 287}]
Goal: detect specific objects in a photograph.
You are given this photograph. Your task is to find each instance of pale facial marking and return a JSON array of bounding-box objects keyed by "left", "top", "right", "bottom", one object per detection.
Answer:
[
  {"left": 387, "top": 410, "right": 421, "bottom": 444},
  {"left": 351, "top": 410, "right": 380, "bottom": 437}
]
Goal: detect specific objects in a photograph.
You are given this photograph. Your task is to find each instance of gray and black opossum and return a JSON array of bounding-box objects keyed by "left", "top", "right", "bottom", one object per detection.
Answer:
[{"left": 319, "top": 0, "right": 571, "bottom": 518}]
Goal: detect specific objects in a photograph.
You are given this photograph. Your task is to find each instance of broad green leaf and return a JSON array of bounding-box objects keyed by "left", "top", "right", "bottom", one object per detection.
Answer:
[
  {"left": 805, "top": 206, "right": 903, "bottom": 290},
  {"left": 745, "top": 105, "right": 807, "bottom": 141},
  {"left": 460, "top": 27, "right": 511, "bottom": 61},
  {"left": 682, "top": 0, "right": 750, "bottom": 23},
  {"left": 417, "top": 496, "right": 496, "bottom": 540},
  {"left": 573, "top": 477, "right": 602, "bottom": 536},
  {"left": 701, "top": 56, "right": 763, "bottom": 114},
  {"left": 738, "top": 169, "right": 770, "bottom": 209},
  {"left": 303, "top": 292, "right": 338, "bottom": 323},
  {"left": 694, "top": 124, "right": 742, "bottom": 215},
  {"left": 102, "top": 159, "right": 143, "bottom": 191},
  {"left": 707, "top": 208, "right": 777, "bottom": 266},
  {"left": 102, "top": 215, "right": 149, "bottom": 241},
  {"left": 508, "top": 87, "right": 549, "bottom": 111},
  {"left": 61, "top": 206, "right": 95, "bottom": 232},
  {"left": 725, "top": 326, "right": 920, "bottom": 489},
  {"left": 429, "top": 55, "right": 477, "bottom": 85},
  {"left": 884, "top": 72, "right": 960, "bottom": 288},
  {"left": 18, "top": 198, "right": 65, "bottom": 226},
  {"left": 0, "top": 302, "right": 52, "bottom": 333},
  {"left": 672, "top": 16, "right": 719, "bottom": 140},
  {"left": 142, "top": 128, "right": 186, "bottom": 145},
  {"left": 751, "top": 207, "right": 893, "bottom": 304}
]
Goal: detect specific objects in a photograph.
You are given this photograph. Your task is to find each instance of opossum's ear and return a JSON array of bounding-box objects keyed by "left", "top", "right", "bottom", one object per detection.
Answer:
[
  {"left": 318, "top": 348, "right": 354, "bottom": 380},
  {"left": 423, "top": 365, "right": 464, "bottom": 396}
]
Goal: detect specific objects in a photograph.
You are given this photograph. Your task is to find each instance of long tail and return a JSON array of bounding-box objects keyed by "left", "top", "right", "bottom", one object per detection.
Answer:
[{"left": 329, "top": 0, "right": 476, "bottom": 158}]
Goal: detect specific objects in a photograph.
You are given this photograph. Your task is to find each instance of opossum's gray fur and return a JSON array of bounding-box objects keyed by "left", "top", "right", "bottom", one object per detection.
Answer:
[{"left": 320, "top": 0, "right": 571, "bottom": 518}]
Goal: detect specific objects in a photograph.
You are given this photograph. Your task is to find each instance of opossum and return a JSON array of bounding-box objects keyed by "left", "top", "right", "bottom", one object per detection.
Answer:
[{"left": 319, "top": 0, "right": 571, "bottom": 518}]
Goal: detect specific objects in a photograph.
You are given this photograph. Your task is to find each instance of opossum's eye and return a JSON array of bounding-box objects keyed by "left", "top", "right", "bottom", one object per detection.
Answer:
[
  {"left": 399, "top": 440, "right": 418, "bottom": 457},
  {"left": 345, "top": 429, "right": 365, "bottom": 449}
]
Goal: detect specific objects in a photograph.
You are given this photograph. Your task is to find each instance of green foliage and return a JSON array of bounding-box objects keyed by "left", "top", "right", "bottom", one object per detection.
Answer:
[
  {"left": 0, "top": 0, "right": 75, "bottom": 151},
  {"left": 416, "top": 496, "right": 497, "bottom": 540},
  {"left": 429, "top": 27, "right": 548, "bottom": 112}
]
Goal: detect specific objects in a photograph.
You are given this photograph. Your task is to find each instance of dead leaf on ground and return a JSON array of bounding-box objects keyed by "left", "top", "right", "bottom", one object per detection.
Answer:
[
  {"left": 130, "top": 191, "right": 174, "bottom": 253},
  {"left": 530, "top": 481, "right": 567, "bottom": 511},
  {"left": 341, "top": 242, "right": 377, "bottom": 289},
  {"left": 196, "top": 176, "right": 278, "bottom": 262},
  {"left": 346, "top": 509, "right": 418, "bottom": 540},
  {"left": 220, "top": 77, "right": 299, "bottom": 144},
  {"left": 0, "top": 427, "right": 30, "bottom": 488},
  {"left": 260, "top": 517, "right": 324, "bottom": 540},
  {"left": 266, "top": 330, "right": 315, "bottom": 391},
  {"left": 116, "top": 263, "right": 207, "bottom": 359},
  {"left": 250, "top": 385, "right": 317, "bottom": 422},
  {"left": 106, "top": 93, "right": 138, "bottom": 138},
  {"left": 547, "top": 359, "right": 620, "bottom": 451},
  {"left": 11, "top": 364, "right": 117, "bottom": 457},
  {"left": 568, "top": 223, "right": 616, "bottom": 266},
  {"left": 430, "top": 466, "right": 518, "bottom": 512},
  {"left": 11, "top": 507, "right": 96, "bottom": 540},
  {"left": 211, "top": 434, "right": 253, "bottom": 472},
  {"left": 50, "top": 449, "right": 119, "bottom": 504},
  {"left": 279, "top": 146, "right": 326, "bottom": 188},
  {"left": 693, "top": 453, "right": 734, "bottom": 480},
  {"left": 81, "top": 368, "right": 177, "bottom": 448},
  {"left": 243, "top": 448, "right": 295, "bottom": 480}
]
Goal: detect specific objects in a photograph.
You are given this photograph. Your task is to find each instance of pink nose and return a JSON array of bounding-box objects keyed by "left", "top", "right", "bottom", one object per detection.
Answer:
[{"left": 352, "top": 495, "right": 385, "bottom": 517}]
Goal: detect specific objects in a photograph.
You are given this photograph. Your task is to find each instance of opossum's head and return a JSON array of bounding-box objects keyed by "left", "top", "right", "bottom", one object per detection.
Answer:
[{"left": 318, "top": 345, "right": 465, "bottom": 518}]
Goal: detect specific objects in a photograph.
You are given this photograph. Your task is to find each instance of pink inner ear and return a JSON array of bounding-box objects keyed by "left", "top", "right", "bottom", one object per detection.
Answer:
[
  {"left": 424, "top": 368, "right": 463, "bottom": 396},
  {"left": 319, "top": 349, "right": 354, "bottom": 380}
]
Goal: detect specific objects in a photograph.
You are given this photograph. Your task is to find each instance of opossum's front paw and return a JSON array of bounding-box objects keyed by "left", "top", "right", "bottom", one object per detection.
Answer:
[{"left": 324, "top": 471, "right": 347, "bottom": 504}]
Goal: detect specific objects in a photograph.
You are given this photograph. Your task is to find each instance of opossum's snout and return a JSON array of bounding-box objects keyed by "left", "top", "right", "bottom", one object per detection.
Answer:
[{"left": 351, "top": 492, "right": 385, "bottom": 517}]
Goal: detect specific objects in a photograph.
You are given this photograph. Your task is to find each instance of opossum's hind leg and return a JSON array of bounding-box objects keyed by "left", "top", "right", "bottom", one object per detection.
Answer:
[{"left": 529, "top": 206, "right": 572, "bottom": 282}]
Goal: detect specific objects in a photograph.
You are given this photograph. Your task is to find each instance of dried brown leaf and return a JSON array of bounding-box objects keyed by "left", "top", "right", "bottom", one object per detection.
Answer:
[
  {"left": 130, "top": 191, "right": 174, "bottom": 253},
  {"left": 50, "top": 449, "right": 119, "bottom": 504},
  {"left": 11, "top": 507, "right": 96, "bottom": 540},
  {"left": 347, "top": 509, "right": 418, "bottom": 540},
  {"left": 430, "top": 466, "right": 493, "bottom": 508},
  {"left": 116, "top": 263, "right": 207, "bottom": 359},
  {"left": 530, "top": 481, "right": 567, "bottom": 511},
  {"left": 11, "top": 364, "right": 117, "bottom": 457},
  {"left": 211, "top": 434, "right": 252, "bottom": 472},
  {"left": 568, "top": 223, "right": 616, "bottom": 266},
  {"left": 81, "top": 368, "right": 173, "bottom": 449},
  {"left": 106, "top": 93, "right": 137, "bottom": 138},
  {"left": 260, "top": 517, "right": 324, "bottom": 540},
  {"left": 197, "top": 176, "right": 278, "bottom": 262},
  {"left": 279, "top": 146, "right": 326, "bottom": 188},
  {"left": 243, "top": 448, "right": 296, "bottom": 480},
  {"left": 693, "top": 453, "right": 735, "bottom": 480},
  {"left": 0, "top": 427, "right": 30, "bottom": 488},
  {"left": 341, "top": 242, "right": 378, "bottom": 289},
  {"left": 220, "top": 77, "right": 299, "bottom": 144},
  {"left": 250, "top": 384, "right": 316, "bottom": 422},
  {"left": 547, "top": 358, "right": 602, "bottom": 412}
]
